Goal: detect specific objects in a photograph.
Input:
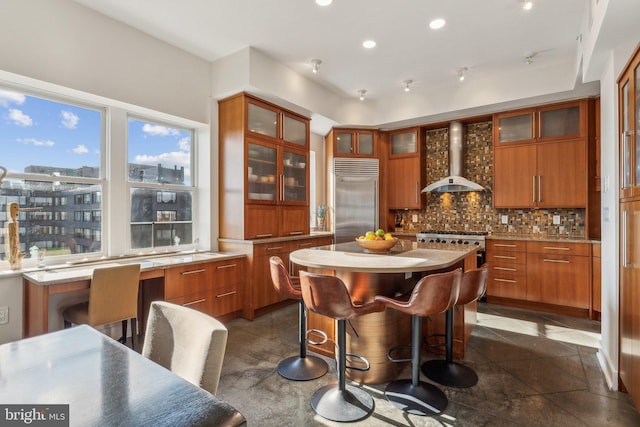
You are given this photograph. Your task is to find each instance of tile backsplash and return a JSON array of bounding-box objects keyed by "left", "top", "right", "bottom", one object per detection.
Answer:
[{"left": 394, "top": 121, "right": 585, "bottom": 237}]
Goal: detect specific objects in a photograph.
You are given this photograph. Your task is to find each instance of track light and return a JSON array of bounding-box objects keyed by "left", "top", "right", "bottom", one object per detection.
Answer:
[
  {"left": 458, "top": 67, "right": 468, "bottom": 81},
  {"left": 403, "top": 79, "right": 413, "bottom": 92},
  {"left": 524, "top": 53, "right": 536, "bottom": 64},
  {"left": 358, "top": 90, "right": 366, "bottom": 101},
  {"left": 311, "top": 59, "right": 321, "bottom": 74}
]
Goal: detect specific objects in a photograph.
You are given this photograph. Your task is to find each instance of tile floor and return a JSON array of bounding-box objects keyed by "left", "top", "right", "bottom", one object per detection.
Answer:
[{"left": 217, "top": 303, "right": 640, "bottom": 426}]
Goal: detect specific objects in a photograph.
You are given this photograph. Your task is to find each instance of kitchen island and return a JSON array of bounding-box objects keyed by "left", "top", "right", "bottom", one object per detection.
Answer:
[{"left": 290, "top": 239, "right": 478, "bottom": 384}]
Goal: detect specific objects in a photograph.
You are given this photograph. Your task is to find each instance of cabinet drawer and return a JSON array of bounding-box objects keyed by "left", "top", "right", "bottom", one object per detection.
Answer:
[
  {"left": 487, "top": 240, "right": 526, "bottom": 252},
  {"left": 253, "top": 241, "right": 291, "bottom": 257},
  {"left": 165, "top": 263, "right": 215, "bottom": 300},
  {"left": 487, "top": 251, "right": 527, "bottom": 265},
  {"left": 527, "top": 241, "right": 590, "bottom": 256},
  {"left": 291, "top": 236, "right": 334, "bottom": 250},
  {"left": 211, "top": 259, "right": 241, "bottom": 290},
  {"left": 487, "top": 269, "right": 527, "bottom": 300},
  {"left": 167, "top": 284, "right": 241, "bottom": 318}
]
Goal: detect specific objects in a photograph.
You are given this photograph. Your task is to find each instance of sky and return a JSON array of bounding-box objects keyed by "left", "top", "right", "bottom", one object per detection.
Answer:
[{"left": 0, "top": 88, "right": 191, "bottom": 182}]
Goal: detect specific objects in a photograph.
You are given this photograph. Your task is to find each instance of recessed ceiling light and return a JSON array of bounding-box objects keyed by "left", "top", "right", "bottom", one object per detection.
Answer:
[
  {"left": 315, "top": 0, "right": 332, "bottom": 6},
  {"left": 522, "top": 1, "right": 533, "bottom": 11},
  {"left": 429, "top": 18, "right": 446, "bottom": 30},
  {"left": 362, "top": 40, "right": 376, "bottom": 49}
]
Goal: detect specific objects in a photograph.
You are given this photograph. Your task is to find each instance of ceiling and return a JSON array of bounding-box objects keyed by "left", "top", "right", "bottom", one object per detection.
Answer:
[{"left": 70, "top": 0, "right": 636, "bottom": 132}]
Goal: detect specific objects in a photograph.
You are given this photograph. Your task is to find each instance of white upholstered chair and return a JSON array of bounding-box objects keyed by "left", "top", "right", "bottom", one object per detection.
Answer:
[{"left": 142, "top": 301, "right": 228, "bottom": 395}]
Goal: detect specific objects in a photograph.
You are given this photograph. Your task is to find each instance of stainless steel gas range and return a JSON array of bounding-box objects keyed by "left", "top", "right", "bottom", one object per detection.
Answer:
[{"left": 415, "top": 230, "right": 486, "bottom": 267}]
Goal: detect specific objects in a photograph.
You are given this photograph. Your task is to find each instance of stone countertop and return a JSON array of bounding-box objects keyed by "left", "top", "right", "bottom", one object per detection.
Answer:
[
  {"left": 218, "top": 231, "right": 334, "bottom": 245},
  {"left": 487, "top": 233, "right": 600, "bottom": 244},
  {"left": 290, "top": 240, "right": 475, "bottom": 273},
  {"left": 21, "top": 252, "right": 245, "bottom": 286}
]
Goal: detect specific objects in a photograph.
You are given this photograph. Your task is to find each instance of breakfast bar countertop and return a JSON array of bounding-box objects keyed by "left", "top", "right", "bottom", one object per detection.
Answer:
[{"left": 290, "top": 239, "right": 476, "bottom": 273}]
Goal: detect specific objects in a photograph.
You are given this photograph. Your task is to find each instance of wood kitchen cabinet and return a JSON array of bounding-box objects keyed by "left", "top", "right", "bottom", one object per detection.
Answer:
[
  {"left": 219, "top": 235, "right": 334, "bottom": 320},
  {"left": 387, "top": 127, "right": 423, "bottom": 209},
  {"left": 219, "top": 93, "right": 310, "bottom": 240},
  {"left": 486, "top": 238, "right": 592, "bottom": 316},
  {"left": 493, "top": 100, "right": 589, "bottom": 209},
  {"left": 329, "top": 128, "right": 378, "bottom": 157},
  {"left": 618, "top": 43, "right": 640, "bottom": 409},
  {"left": 164, "top": 258, "right": 244, "bottom": 318},
  {"left": 486, "top": 239, "right": 527, "bottom": 300}
]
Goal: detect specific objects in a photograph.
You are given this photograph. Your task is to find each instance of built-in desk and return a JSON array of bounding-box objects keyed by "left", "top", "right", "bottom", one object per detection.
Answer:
[{"left": 22, "top": 252, "right": 246, "bottom": 338}]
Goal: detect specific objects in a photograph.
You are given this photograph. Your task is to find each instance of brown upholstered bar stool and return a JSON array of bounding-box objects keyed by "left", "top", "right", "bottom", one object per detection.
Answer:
[
  {"left": 374, "top": 268, "right": 462, "bottom": 416},
  {"left": 421, "top": 266, "right": 488, "bottom": 388},
  {"left": 269, "top": 257, "right": 328, "bottom": 381},
  {"left": 299, "top": 270, "right": 385, "bottom": 423}
]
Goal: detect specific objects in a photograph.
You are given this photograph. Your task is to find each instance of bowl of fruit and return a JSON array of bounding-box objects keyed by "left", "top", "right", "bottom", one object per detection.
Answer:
[{"left": 355, "top": 229, "right": 398, "bottom": 253}]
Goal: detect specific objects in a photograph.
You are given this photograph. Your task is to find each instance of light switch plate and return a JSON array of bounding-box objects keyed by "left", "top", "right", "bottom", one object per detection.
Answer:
[
  {"left": 412, "top": 214, "right": 418, "bottom": 223},
  {"left": 553, "top": 215, "right": 560, "bottom": 225},
  {"left": 0, "top": 306, "right": 8, "bottom": 324},
  {"left": 501, "top": 215, "right": 508, "bottom": 224}
]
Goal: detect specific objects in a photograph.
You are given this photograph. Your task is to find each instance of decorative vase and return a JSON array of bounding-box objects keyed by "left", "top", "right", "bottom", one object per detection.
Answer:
[{"left": 317, "top": 217, "right": 326, "bottom": 231}]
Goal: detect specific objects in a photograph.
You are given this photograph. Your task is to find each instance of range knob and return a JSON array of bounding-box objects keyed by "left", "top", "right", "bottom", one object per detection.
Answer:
[
  {"left": 473, "top": 241, "right": 480, "bottom": 245},
  {"left": 457, "top": 239, "right": 463, "bottom": 244},
  {"left": 429, "top": 239, "right": 435, "bottom": 243},
  {"left": 450, "top": 240, "right": 456, "bottom": 244},
  {"left": 463, "top": 241, "right": 470, "bottom": 245}
]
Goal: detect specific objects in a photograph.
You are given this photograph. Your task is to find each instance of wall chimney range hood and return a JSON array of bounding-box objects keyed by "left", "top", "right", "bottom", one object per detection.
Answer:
[{"left": 421, "top": 121, "right": 485, "bottom": 193}]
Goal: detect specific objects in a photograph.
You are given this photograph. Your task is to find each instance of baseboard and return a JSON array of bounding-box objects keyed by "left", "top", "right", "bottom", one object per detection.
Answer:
[{"left": 597, "top": 347, "right": 618, "bottom": 391}]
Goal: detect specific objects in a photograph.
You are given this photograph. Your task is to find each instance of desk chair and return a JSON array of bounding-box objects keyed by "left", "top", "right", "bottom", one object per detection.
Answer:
[
  {"left": 63, "top": 263, "right": 140, "bottom": 349},
  {"left": 142, "top": 301, "right": 228, "bottom": 396}
]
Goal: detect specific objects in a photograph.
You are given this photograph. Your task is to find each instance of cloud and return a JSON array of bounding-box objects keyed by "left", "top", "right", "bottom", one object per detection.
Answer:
[
  {"left": 19, "top": 138, "right": 55, "bottom": 147},
  {"left": 142, "top": 123, "right": 179, "bottom": 137},
  {"left": 178, "top": 136, "right": 191, "bottom": 151},
  {"left": 72, "top": 144, "right": 88, "bottom": 154},
  {"left": 134, "top": 151, "right": 191, "bottom": 178},
  {"left": 0, "top": 90, "right": 26, "bottom": 107},
  {"left": 8, "top": 109, "right": 33, "bottom": 126},
  {"left": 61, "top": 110, "right": 79, "bottom": 129}
]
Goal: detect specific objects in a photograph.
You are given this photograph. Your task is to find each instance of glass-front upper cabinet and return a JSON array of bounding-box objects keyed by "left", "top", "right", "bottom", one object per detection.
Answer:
[
  {"left": 282, "top": 149, "right": 308, "bottom": 204},
  {"left": 538, "top": 102, "right": 584, "bottom": 142},
  {"left": 282, "top": 113, "right": 308, "bottom": 147},
  {"left": 333, "top": 129, "right": 377, "bottom": 157},
  {"left": 389, "top": 128, "right": 419, "bottom": 156},
  {"left": 247, "top": 101, "right": 278, "bottom": 139},
  {"left": 618, "top": 44, "right": 640, "bottom": 198},
  {"left": 494, "top": 110, "right": 535, "bottom": 145},
  {"left": 247, "top": 141, "right": 277, "bottom": 203}
]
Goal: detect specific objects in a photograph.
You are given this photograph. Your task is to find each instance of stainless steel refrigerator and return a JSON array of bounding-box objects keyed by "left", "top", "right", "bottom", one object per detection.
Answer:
[{"left": 332, "top": 158, "right": 379, "bottom": 243}]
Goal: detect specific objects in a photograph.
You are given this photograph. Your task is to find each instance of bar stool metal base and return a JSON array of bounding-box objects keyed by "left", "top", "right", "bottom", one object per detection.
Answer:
[
  {"left": 310, "top": 384, "right": 375, "bottom": 422},
  {"left": 384, "top": 379, "right": 448, "bottom": 416},
  {"left": 421, "top": 359, "right": 478, "bottom": 388},
  {"left": 277, "top": 355, "right": 328, "bottom": 381}
]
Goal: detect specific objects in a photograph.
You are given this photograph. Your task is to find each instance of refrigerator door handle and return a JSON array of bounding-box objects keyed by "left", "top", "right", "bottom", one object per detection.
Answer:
[{"left": 339, "top": 176, "right": 376, "bottom": 183}]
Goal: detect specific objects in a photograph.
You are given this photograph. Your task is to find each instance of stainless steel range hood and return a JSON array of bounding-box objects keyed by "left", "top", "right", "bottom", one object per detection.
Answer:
[{"left": 421, "top": 121, "right": 485, "bottom": 193}]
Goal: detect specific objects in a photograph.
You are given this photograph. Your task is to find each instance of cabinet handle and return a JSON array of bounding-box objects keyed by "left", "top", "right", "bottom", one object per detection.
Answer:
[
  {"left": 289, "top": 231, "right": 303, "bottom": 235},
  {"left": 216, "top": 290, "right": 237, "bottom": 298},
  {"left": 183, "top": 298, "right": 205, "bottom": 307},
  {"left": 494, "top": 278, "right": 517, "bottom": 283},
  {"left": 216, "top": 264, "right": 236, "bottom": 270},
  {"left": 532, "top": 176, "right": 536, "bottom": 203},
  {"left": 495, "top": 255, "right": 516, "bottom": 260},
  {"left": 623, "top": 211, "right": 630, "bottom": 267},
  {"left": 543, "top": 259, "right": 570, "bottom": 263},
  {"left": 181, "top": 269, "right": 206, "bottom": 275},
  {"left": 416, "top": 182, "right": 419, "bottom": 204},
  {"left": 299, "top": 242, "right": 314, "bottom": 247},
  {"left": 495, "top": 267, "right": 516, "bottom": 271},
  {"left": 543, "top": 246, "right": 570, "bottom": 251},
  {"left": 538, "top": 175, "right": 542, "bottom": 203},
  {"left": 495, "top": 243, "right": 516, "bottom": 248},
  {"left": 266, "top": 246, "right": 283, "bottom": 251},
  {"left": 281, "top": 174, "right": 285, "bottom": 201},
  {"left": 256, "top": 233, "right": 273, "bottom": 238}
]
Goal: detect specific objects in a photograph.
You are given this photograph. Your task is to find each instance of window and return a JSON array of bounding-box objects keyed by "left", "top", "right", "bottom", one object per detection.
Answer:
[{"left": 128, "top": 118, "right": 194, "bottom": 250}]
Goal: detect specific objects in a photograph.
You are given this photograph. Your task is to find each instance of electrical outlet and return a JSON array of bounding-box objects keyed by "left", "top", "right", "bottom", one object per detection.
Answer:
[
  {"left": 553, "top": 215, "right": 560, "bottom": 225},
  {"left": 501, "top": 215, "right": 508, "bottom": 224},
  {"left": 412, "top": 214, "right": 418, "bottom": 223},
  {"left": 0, "top": 306, "right": 8, "bottom": 324}
]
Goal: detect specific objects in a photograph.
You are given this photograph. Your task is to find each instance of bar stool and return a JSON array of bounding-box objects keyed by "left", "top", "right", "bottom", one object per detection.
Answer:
[
  {"left": 269, "top": 256, "right": 328, "bottom": 381},
  {"left": 299, "top": 270, "right": 385, "bottom": 423},
  {"left": 421, "top": 266, "right": 489, "bottom": 388},
  {"left": 374, "top": 268, "right": 462, "bottom": 416}
]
